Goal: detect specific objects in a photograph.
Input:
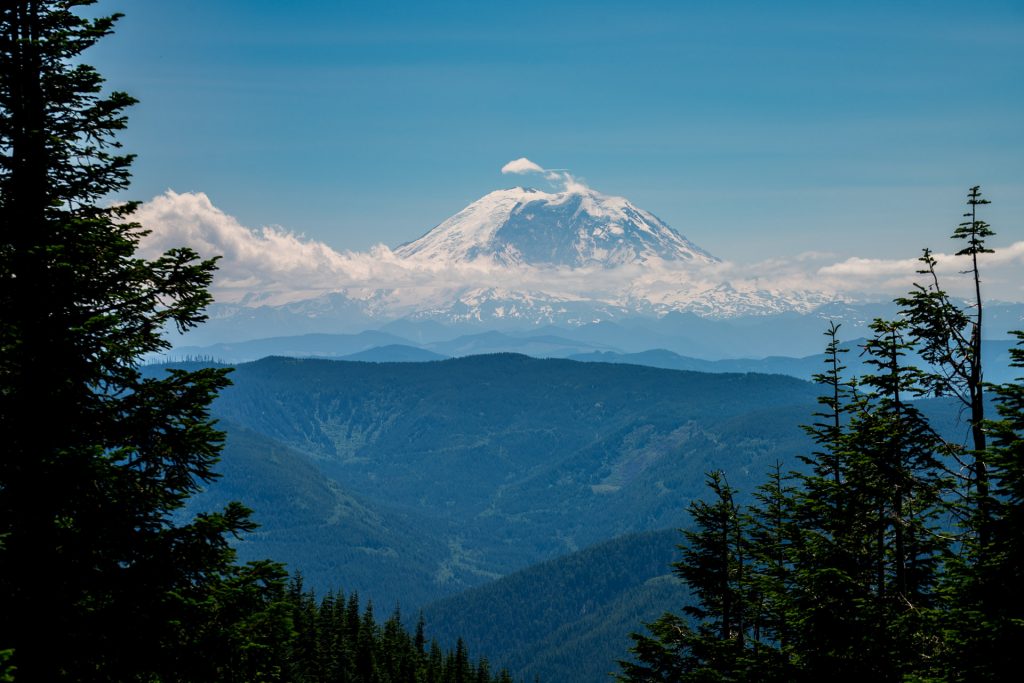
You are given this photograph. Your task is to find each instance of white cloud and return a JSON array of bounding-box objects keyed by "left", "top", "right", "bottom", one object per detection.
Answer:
[
  {"left": 816, "top": 244, "right": 1024, "bottom": 299},
  {"left": 546, "top": 170, "right": 589, "bottom": 194},
  {"left": 501, "top": 157, "right": 545, "bottom": 175},
  {"left": 134, "top": 190, "right": 1024, "bottom": 312},
  {"left": 500, "top": 157, "right": 591, "bottom": 194}
]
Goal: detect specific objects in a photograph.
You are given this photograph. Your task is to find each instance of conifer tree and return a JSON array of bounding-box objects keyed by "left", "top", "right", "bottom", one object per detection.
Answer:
[
  {"left": 854, "top": 318, "right": 947, "bottom": 674},
  {"left": 785, "top": 330, "right": 875, "bottom": 678},
  {"left": 894, "top": 186, "right": 1011, "bottom": 679},
  {"left": 939, "top": 330, "right": 1024, "bottom": 681},
  {"left": 620, "top": 471, "right": 753, "bottom": 681},
  {"left": 428, "top": 640, "right": 446, "bottom": 683},
  {"left": 0, "top": 2, "right": 286, "bottom": 679},
  {"left": 743, "top": 463, "right": 797, "bottom": 681},
  {"left": 973, "top": 331, "right": 1024, "bottom": 674},
  {"left": 897, "top": 186, "right": 994, "bottom": 543}
]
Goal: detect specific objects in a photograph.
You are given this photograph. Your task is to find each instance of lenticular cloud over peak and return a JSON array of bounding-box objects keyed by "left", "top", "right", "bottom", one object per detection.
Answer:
[
  {"left": 501, "top": 157, "right": 545, "bottom": 175},
  {"left": 499, "top": 157, "right": 590, "bottom": 195},
  {"left": 133, "top": 188, "right": 1024, "bottom": 321}
]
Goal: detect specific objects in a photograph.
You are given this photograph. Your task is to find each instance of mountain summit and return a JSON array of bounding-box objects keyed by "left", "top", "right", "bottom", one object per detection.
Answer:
[
  {"left": 395, "top": 186, "right": 718, "bottom": 267},
  {"left": 159, "top": 184, "right": 844, "bottom": 343}
]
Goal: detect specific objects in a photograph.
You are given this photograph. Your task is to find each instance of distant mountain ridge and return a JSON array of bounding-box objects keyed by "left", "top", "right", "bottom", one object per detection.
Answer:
[
  {"left": 179, "top": 300, "right": 920, "bottom": 355},
  {"left": 164, "top": 304, "right": 1023, "bottom": 383}
]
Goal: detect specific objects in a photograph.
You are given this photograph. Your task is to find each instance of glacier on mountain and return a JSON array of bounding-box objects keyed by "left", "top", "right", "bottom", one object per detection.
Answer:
[{"left": 395, "top": 187, "right": 718, "bottom": 268}]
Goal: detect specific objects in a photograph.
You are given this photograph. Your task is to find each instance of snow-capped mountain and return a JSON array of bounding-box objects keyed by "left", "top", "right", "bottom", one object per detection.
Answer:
[
  {"left": 395, "top": 187, "right": 718, "bottom": 267},
  {"left": 166, "top": 183, "right": 853, "bottom": 348},
  {"left": 378, "top": 186, "right": 834, "bottom": 323}
]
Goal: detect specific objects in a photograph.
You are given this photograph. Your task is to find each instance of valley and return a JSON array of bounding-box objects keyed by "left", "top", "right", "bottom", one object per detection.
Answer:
[
  {"left": 168, "top": 351, "right": 975, "bottom": 681},
  {"left": 178, "top": 355, "right": 823, "bottom": 604}
]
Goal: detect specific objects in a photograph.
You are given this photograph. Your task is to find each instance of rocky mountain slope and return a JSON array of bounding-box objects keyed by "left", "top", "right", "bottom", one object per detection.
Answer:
[{"left": 395, "top": 186, "right": 718, "bottom": 267}]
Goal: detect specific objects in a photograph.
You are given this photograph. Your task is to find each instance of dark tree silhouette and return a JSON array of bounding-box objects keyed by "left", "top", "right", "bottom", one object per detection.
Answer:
[{"left": 0, "top": 3, "right": 286, "bottom": 679}]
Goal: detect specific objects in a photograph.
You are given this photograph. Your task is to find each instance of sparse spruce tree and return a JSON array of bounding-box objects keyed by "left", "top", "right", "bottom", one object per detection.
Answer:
[
  {"left": 894, "top": 186, "right": 1018, "bottom": 680},
  {"left": 0, "top": 2, "right": 287, "bottom": 679},
  {"left": 897, "top": 186, "right": 994, "bottom": 543}
]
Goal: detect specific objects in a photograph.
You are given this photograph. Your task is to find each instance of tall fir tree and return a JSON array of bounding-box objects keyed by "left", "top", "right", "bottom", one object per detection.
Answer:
[
  {"left": 972, "top": 331, "right": 1024, "bottom": 675},
  {"left": 851, "top": 318, "right": 948, "bottom": 676},
  {"left": 894, "top": 186, "right": 1012, "bottom": 680},
  {"left": 742, "top": 462, "right": 797, "bottom": 681},
  {"left": 620, "top": 471, "right": 753, "bottom": 682},
  {"left": 0, "top": 2, "right": 286, "bottom": 679},
  {"left": 896, "top": 186, "right": 994, "bottom": 544}
]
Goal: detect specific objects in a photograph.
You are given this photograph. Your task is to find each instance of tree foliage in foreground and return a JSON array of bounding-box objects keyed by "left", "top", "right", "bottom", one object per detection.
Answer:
[
  {"left": 284, "top": 575, "right": 514, "bottom": 683},
  {"left": 0, "top": 3, "right": 516, "bottom": 681},
  {"left": 0, "top": 2, "right": 283, "bottom": 679},
  {"left": 620, "top": 188, "right": 1024, "bottom": 682}
]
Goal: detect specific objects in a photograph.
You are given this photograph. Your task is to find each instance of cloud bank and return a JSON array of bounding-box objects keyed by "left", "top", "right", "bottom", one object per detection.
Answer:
[{"left": 134, "top": 190, "right": 1024, "bottom": 312}]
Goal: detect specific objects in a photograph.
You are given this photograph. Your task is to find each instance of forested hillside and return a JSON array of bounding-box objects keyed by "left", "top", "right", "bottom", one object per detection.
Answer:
[
  {"left": 282, "top": 578, "right": 514, "bottom": 683},
  {"left": 163, "top": 355, "right": 826, "bottom": 605},
  {"left": 420, "top": 529, "right": 692, "bottom": 683},
  {"left": 185, "top": 424, "right": 458, "bottom": 608}
]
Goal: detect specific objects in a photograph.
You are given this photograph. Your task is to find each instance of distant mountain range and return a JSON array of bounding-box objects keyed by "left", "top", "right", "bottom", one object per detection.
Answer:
[{"left": 166, "top": 307, "right": 1022, "bottom": 384}]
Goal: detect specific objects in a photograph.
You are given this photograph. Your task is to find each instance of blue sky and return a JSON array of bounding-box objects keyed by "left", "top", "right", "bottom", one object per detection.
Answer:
[{"left": 91, "top": 0, "right": 1023, "bottom": 264}]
